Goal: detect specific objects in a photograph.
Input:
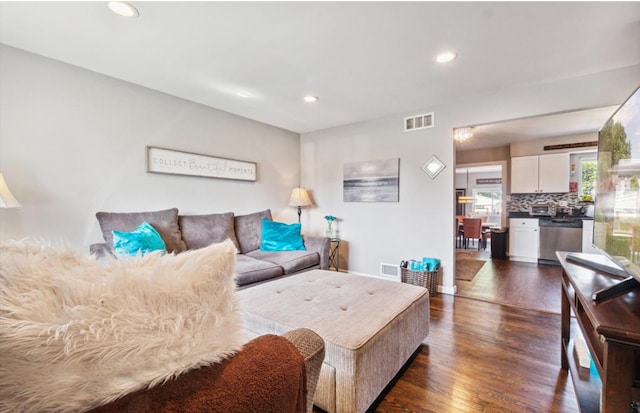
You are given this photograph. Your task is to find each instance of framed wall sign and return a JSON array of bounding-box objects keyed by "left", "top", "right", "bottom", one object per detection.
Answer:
[{"left": 146, "top": 146, "right": 257, "bottom": 182}]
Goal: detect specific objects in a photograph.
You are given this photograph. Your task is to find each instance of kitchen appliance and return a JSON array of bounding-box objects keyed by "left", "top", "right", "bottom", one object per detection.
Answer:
[
  {"left": 584, "top": 204, "right": 595, "bottom": 218},
  {"left": 538, "top": 218, "right": 583, "bottom": 265},
  {"left": 562, "top": 206, "right": 585, "bottom": 217},
  {"left": 529, "top": 203, "right": 556, "bottom": 217}
]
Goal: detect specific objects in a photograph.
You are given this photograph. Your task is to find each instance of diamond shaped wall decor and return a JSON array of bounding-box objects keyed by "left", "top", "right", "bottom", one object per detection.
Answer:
[{"left": 421, "top": 155, "right": 445, "bottom": 179}]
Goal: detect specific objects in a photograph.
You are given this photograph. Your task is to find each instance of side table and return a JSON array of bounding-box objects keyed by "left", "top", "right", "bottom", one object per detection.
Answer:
[{"left": 328, "top": 238, "right": 341, "bottom": 271}]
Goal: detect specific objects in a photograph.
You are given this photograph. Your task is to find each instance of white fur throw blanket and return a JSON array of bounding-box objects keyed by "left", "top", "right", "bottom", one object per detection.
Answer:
[{"left": 0, "top": 239, "right": 243, "bottom": 413}]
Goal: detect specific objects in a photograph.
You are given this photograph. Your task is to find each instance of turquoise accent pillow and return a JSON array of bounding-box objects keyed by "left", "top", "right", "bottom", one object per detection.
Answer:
[
  {"left": 112, "top": 221, "right": 167, "bottom": 257},
  {"left": 260, "top": 218, "right": 306, "bottom": 252}
]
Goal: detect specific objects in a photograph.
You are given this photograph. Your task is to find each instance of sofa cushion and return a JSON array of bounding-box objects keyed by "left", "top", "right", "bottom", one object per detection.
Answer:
[
  {"left": 235, "top": 254, "right": 283, "bottom": 286},
  {"left": 96, "top": 208, "right": 187, "bottom": 253},
  {"left": 0, "top": 239, "right": 242, "bottom": 413},
  {"left": 260, "top": 218, "right": 306, "bottom": 252},
  {"left": 235, "top": 209, "right": 272, "bottom": 254},
  {"left": 112, "top": 221, "right": 167, "bottom": 257},
  {"left": 247, "top": 250, "right": 320, "bottom": 275},
  {"left": 179, "top": 212, "right": 239, "bottom": 250}
]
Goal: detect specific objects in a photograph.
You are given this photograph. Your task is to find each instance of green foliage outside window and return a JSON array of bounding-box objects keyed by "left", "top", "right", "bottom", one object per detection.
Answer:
[
  {"left": 581, "top": 160, "right": 596, "bottom": 197},
  {"left": 598, "top": 118, "right": 631, "bottom": 175}
]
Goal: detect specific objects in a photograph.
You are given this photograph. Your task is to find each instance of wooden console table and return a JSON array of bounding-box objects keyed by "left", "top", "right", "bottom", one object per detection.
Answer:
[{"left": 557, "top": 251, "right": 640, "bottom": 413}]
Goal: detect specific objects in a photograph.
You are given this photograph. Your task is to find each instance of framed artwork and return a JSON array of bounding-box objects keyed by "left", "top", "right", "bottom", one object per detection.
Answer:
[
  {"left": 146, "top": 146, "right": 256, "bottom": 181},
  {"left": 343, "top": 158, "right": 399, "bottom": 202},
  {"left": 456, "top": 188, "right": 466, "bottom": 216}
]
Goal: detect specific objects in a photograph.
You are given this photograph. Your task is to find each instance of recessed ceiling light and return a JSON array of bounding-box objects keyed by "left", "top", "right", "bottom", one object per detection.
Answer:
[
  {"left": 303, "top": 95, "right": 319, "bottom": 103},
  {"left": 108, "top": 1, "right": 139, "bottom": 18},
  {"left": 435, "top": 51, "right": 457, "bottom": 63}
]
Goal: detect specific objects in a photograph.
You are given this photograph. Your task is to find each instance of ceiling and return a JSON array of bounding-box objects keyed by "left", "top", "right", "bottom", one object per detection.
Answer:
[
  {"left": 454, "top": 105, "right": 620, "bottom": 151},
  {"left": 1, "top": 2, "right": 639, "bottom": 141}
]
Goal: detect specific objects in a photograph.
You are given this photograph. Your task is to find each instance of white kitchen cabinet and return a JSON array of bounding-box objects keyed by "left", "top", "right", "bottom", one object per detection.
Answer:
[
  {"left": 581, "top": 219, "right": 599, "bottom": 253},
  {"left": 511, "top": 153, "right": 570, "bottom": 193},
  {"left": 509, "top": 218, "right": 540, "bottom": 263}
]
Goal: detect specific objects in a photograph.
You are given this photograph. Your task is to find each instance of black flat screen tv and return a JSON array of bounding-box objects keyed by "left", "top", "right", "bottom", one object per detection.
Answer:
[{"left": 567, "top": 85, "right": 640, "bottom": 301}]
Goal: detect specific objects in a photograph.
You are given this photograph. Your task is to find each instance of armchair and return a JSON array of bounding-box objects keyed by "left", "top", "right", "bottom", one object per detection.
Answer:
[{"left": 87, "top": 328, "right": 325, "bottom": 413}]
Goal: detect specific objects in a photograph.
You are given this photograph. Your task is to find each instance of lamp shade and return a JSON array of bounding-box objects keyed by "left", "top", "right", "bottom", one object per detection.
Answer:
[
  {"left": 0, "top": 173, "right": 21, "bottom": 208},
  {"left": 289, "top": 187, "right": 312, "bottom": 207}
]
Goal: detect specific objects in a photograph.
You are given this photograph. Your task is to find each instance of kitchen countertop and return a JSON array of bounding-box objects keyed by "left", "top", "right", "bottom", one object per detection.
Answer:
[{"left": 508, "top": 212, "right": 593, "bottom": 220}]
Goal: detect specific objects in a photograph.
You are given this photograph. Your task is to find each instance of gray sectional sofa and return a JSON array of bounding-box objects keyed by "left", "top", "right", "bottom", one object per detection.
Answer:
[{"left": 90, "top": 208, "right": 330, "bottom": 287}]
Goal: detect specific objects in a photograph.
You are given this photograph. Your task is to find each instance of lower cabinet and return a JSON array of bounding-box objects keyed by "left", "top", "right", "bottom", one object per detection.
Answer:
[
  {"left": 581, "top": 219, "right": 598, "bottom": 253},
  {"left": 509, "top": 218, "right": 539, "bottom": 263}
]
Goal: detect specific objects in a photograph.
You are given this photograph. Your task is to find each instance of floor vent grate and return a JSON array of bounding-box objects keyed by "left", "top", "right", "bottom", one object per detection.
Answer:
[{"left": 380, "top": 262, "right": 400, "bottom": 279}]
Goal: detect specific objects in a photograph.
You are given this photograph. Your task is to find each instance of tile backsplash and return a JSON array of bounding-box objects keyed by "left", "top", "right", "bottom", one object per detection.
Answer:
[{"left": 507, "top": 193, "right": 580, "bottom": 212}]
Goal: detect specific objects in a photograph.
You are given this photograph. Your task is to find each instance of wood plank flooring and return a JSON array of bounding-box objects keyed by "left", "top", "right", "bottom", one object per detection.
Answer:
[
  {"left": 314, "top": 250, "right": 579, "bottom": 413},
  {"left": 455, "top": 249, "right": 563, "bottom": 314},
  {"left": 369, "top": 295, "right": 577, "bottom": 412}
]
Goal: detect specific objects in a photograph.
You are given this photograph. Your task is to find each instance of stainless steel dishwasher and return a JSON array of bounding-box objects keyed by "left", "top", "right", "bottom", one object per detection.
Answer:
[{"left": 538, "top": 218, "right": 583, "bottom": 265}]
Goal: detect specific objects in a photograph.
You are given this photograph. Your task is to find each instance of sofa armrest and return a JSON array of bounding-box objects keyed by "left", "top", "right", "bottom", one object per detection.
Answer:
[
  {"left": 89, "top": 243, "right": 116, "bottom": 259},
  {"left": 303, "top": 236, "right": 330, "bottom": 270},
  {"left": 86, "top": 333, "right": 312, "bottom": 413},
  {"left": 282, "top": 328, "right": 325, "bottom": 413}
]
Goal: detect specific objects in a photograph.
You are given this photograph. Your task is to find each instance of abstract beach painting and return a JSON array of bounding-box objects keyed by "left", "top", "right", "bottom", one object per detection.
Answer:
[{"left": 343, "top": 158, "right": 399, "bottom": 202}]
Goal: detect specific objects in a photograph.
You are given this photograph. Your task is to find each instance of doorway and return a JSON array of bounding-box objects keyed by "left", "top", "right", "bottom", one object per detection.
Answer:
[{"left": 456, "top": 162, "right": 506, "bottom": 223}]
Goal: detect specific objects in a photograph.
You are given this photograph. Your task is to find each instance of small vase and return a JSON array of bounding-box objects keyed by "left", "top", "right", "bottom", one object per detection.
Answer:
[{"left": 326, "top": 223, "right": 334, "bottom": 239}]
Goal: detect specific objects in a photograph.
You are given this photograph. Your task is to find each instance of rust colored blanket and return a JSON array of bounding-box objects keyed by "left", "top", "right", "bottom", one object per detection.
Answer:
[{"left": 87, "top": 334, "right": 307, "bottom": 413}]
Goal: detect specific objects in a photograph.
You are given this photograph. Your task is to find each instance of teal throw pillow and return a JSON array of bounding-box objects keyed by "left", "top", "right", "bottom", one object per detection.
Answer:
[
  {"left": 260, "top": 218, "right": 306, "bottom": 252},
  {"left": 112, "top": 221, "right": 167, "bottom": 257}
]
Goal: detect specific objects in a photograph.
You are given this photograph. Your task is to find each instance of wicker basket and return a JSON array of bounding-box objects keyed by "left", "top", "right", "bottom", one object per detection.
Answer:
[{"left": 401, "top": 267, "right": 439, "bottom": 297}]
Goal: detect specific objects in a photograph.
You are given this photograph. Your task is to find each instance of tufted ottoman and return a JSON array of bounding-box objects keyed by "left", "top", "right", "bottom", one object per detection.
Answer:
[{"left": 237, "top": 269, "right": 430, "bottom": 413}]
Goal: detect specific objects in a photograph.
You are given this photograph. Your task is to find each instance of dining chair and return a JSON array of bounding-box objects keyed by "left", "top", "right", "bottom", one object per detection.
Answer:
[
  {"left": 456, "top": 217, "right": 465, "bottom": 248},
  {"left": 462, "top": 218, "right": 486, "bottom": 250}
]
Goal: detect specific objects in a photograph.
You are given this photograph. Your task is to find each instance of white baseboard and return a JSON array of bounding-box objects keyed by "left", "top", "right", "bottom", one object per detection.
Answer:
[
  {"left": 509, "top": 256, "right": 537, "bottom": 264},
  {"left": 346, "top": 270, "right": 400, "bottom": 282},
  {"left": 439, "top": 285, "right": 457, "bottom": 295},
  {"left": 348, "top": 270, "right": 458, "bottom": 296}
]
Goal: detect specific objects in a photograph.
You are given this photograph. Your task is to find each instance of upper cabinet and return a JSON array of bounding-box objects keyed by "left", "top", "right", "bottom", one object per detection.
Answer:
[{"left": 511, "top": 153, "right": 570, "bottom": 193}]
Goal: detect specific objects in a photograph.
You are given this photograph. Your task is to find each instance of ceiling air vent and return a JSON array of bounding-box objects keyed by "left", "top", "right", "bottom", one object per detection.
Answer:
[
  {"left": 404, "top": 112, "right": 434, "bottom": 132},
  {"left": 380, "top": 262, "right": 400, "bottom": 280}
]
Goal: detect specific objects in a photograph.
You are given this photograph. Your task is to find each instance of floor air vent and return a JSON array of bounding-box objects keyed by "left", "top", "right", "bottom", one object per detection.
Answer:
[
  {"left": 380, "top": 263, "right": 400, "bottom": 279},
  {"left": 404, "top": 112, "right": 434, "bottom": 132}
]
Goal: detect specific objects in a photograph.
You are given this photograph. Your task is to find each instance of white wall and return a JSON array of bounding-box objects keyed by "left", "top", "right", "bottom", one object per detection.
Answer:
[
  {"left": 2, "top": 43, "right": 638, "bottom": 293},
  {"left": 0, "top": 45, "right": 301, "bottom": 248},
  {"left": 301, "top": 64, "right": 640, "bottom": 293}
]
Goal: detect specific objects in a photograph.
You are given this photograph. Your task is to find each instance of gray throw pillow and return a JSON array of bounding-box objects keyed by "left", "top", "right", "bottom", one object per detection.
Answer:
[
  {"left": 235, "top": 209, "right": 272, "bottom": 254},
  {"left": 179, "top": 212, "right": 239, "bottom": 250},
  {"left": 96, "top": 208, "right": 187, "bottom": 254}
]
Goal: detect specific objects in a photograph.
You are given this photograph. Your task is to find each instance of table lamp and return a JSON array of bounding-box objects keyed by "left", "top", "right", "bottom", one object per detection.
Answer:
[
  {"left": 0, "top": 173, "right": 21, "bottom": 208},
  {"left": 289, "top": 187, "right": 312, "bottom": 223}
]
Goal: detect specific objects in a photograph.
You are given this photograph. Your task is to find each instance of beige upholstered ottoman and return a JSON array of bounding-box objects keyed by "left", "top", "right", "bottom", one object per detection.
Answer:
[{"left": 237, "top": 269, "right": 430, "bottom": 413}]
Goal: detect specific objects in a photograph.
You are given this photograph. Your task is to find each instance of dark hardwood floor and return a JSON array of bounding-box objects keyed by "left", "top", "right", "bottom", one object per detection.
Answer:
[
  {"left": 455, "top": 247, "right": 564, "bottom": 314},
  {"left": 370, "top": 295, "right": 577, "bottom": 412},
  {"left": 315, "top": 246, "right": 580, "bottom": 413}
]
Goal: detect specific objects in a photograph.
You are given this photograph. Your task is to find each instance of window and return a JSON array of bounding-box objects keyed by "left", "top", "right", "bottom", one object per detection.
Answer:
[
  {"left": 579, "top": 155, "right": 597, "bottom": 198},
  {"left": 472, "top": 187, "right": 502, "bottom": 224}
]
